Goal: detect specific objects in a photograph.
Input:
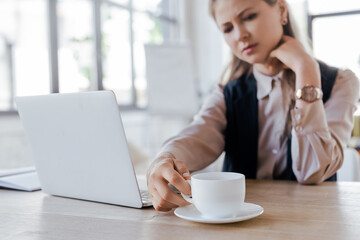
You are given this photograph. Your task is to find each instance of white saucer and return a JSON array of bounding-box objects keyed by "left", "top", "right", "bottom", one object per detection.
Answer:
[{"left": 174, "top": 202, "right": 264, "bottom": 224}]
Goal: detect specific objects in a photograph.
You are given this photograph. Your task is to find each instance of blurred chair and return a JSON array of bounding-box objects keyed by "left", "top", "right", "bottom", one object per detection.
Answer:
[{"left": 337, "top": 148, "right": 360, "bottom": 181}]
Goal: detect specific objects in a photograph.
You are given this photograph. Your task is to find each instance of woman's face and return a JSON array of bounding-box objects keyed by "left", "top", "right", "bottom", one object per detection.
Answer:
[{"left": 214, "top": 0, "right": 286, "bottom": 65}]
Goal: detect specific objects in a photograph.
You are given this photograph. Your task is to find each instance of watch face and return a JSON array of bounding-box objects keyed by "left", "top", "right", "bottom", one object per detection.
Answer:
[
  {"left": 303, "top": 85, "right": 317, "bottom": 102},
  {"left": 296, "top": 85, "right": 323, "bottom": 103}
]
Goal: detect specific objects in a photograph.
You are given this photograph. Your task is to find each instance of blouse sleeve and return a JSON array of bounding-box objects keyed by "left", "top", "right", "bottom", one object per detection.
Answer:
[
  {"left": 290, "top": 69, "right": 359, "bottom": 184},
  {"left": 157, "top": 85, "right": 227, "bottom": 171}
]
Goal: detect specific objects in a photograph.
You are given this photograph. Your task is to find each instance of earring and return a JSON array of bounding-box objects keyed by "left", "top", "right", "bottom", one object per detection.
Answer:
[{"left": 282, "top": 18, "right": 288, "bottom": 25}]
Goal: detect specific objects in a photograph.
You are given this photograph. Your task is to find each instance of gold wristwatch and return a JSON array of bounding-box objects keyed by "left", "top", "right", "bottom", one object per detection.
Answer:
[{"left": 295, "top": 85, "right": 323, "bottom": 103}]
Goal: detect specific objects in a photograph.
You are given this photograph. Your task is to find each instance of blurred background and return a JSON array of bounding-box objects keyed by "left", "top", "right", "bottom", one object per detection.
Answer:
[{"left": 0, "top": 0, "right": 360, "bottom": 175}]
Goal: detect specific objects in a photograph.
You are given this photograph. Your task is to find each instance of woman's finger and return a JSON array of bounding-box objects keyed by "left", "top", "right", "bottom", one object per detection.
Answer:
[
  {"left": 156, "top": 177, "right": 191, "bottom": 207},
  {"left": 150, "top": 188, "right": 178, "bottom": 211},
  {"left": 162, "top": 167, "right": 191, "bottom": 196},
  {"left": 174, "top": 160, "right": 191, "bottom": 180}
]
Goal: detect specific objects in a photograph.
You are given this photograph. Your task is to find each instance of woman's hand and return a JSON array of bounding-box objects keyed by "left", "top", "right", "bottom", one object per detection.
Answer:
[
  {"left": 269, "top": 35, "right": 321, "bottom": 89},
  {"left": 269, "top": 35, "right": 322, "bottom": 108},
  {"left": 147, "top": 152, "right": 192, "bottom": 211}
]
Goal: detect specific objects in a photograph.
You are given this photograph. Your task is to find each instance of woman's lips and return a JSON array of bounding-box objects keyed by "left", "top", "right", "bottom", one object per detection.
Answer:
[{"left": 242, "top": 44, "right": 258, "bottom": 54}]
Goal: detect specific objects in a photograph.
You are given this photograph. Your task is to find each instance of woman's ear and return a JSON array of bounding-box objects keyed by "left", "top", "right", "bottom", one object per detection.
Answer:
[{"left": 278, "top": 0, "right": 289, "bottom": 25}]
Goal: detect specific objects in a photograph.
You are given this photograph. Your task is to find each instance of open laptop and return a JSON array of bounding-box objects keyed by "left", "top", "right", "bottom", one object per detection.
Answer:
[{"left": 15, "top": 91, "right": 152, "bottom": 208}]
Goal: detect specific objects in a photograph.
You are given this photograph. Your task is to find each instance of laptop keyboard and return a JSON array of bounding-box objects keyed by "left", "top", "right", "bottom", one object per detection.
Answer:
[{"left": 140, "top": 190, "right": 152, "bottom": 205}]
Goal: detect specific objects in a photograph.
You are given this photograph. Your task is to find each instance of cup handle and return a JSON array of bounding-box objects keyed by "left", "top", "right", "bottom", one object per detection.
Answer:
[{"left": 181, "top": 180, "right": 192, "bottom": 204}]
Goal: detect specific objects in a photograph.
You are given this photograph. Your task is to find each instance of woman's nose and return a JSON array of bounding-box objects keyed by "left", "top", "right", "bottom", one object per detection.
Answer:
[{"left": 233, "top": 24, "right": 249, "bottom": 41}]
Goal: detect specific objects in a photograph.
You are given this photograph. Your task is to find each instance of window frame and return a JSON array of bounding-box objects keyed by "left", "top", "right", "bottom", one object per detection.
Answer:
[
  {"left": 0, "top": 0, "right": 179, "bottom": 114},
  {"left": 306, "top": 7, "right": 360, "bottom": 105},
  {"left": 307, "top": 9, "right": 360, "bottom": 43}
]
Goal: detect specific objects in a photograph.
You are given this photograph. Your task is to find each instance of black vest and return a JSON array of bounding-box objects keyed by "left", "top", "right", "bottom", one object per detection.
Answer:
[{"left": 222, "top": 62, "right": 338, "bottom": 181}]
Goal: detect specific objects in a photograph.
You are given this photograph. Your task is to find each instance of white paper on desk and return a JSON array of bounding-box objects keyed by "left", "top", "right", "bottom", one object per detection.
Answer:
[
  {"left": 0, "top": 166, "right": 36, "bottom": 177},
  {"left": 0, "top": 171, "right": 41, "bottom": 191}
]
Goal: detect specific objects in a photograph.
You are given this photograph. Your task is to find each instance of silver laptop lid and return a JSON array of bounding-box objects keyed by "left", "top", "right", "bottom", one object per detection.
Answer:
[{"left": 16, "top": 91, "right": 145, "bottom": 208}]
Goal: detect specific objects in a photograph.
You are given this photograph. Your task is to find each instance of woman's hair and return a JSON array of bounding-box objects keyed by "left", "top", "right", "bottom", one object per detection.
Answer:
[
  {"left": 210, "top": 0, "right": 298, "bottom": 142},
  {"left": 209, "top": 0, "right": 298, "bottom": 85}
]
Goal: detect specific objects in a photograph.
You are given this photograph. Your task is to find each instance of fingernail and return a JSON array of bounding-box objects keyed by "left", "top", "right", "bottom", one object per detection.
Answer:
[{"left": 183, "top": 173, "right": 190, "bottom": 178}]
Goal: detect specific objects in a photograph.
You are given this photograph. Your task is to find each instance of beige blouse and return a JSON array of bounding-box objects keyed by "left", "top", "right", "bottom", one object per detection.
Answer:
[{"left": 157, "top": 68, "right": 359, "bottom": 184}]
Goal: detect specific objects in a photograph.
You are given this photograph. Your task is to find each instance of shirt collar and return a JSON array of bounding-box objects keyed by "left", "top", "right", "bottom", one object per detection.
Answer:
[{"left": 253, "top": 67, "right": 283, "bottom": 100}]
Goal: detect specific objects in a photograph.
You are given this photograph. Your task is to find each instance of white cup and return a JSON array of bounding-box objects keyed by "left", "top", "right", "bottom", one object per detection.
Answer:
[{"left": 182, "top": 172, "right": 245, "bottom": 219}]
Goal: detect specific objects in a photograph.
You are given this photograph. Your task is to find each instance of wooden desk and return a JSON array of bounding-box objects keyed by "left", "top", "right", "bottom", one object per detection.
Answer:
[{"left": 1, "top": 180, "right": 360, "bottom": 240}]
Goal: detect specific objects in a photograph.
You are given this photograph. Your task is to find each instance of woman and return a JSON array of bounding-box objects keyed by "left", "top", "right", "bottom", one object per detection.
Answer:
[{"left": 147, "top": 0, "right": 359, "bottom": 211}]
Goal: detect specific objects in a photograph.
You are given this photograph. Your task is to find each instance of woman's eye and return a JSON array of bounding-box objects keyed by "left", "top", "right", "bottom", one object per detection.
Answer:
[
  {"left": 244, "top": 13, "right": 257, "bottom": 21},
  {"left": 224, "top": 26, "right": 233, "bottom": 33}
]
